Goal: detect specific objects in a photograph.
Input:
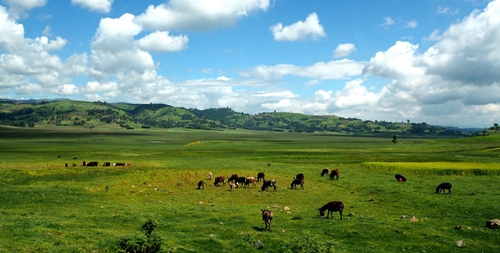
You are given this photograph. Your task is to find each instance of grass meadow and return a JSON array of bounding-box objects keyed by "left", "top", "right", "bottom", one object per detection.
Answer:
[{"left": 0, "top": 126, "right": 499, "bottom": 252}]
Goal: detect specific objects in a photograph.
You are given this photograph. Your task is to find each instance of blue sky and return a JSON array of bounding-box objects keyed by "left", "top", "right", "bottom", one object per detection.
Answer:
[{"left": 1, "top": 0, "right": 499, "bottom": 128}]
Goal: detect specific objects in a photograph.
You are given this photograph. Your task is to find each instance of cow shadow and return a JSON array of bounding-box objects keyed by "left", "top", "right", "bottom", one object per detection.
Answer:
[{"left": 252, "top": 226, "right": 266, "bottom": 232}]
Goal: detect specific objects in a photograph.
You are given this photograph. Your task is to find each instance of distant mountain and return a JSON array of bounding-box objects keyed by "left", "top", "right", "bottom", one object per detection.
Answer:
[
  {"left": 0, "top": 99, "right": 467, "bottom": 136},
  {"left": 445, "top": 126, "right": 484, "bottom": 134}
]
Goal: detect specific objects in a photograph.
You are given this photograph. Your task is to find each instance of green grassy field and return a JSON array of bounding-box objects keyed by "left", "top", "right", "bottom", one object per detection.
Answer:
[{"left": 0, "top": 126, "right": 499, "bottom": 252}]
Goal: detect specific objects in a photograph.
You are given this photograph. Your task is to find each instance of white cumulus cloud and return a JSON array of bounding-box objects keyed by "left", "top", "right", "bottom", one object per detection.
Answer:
[
  {"left": 72, "top": 0, "right": 114, "bottom": 13},
  {"left": 135, "top": 0, "right": 270, "bottom": 31},
  {"left": 3, "top": 0, "right": 46, "bottom": 18},
  {"left": 241, "top": 59, "right": 364, "bottom": 80},
  {"left": 333, "top": 43, "right": 356, "bottom": 58},
  {"left": 137, "top": 31, "right": 188, "bottom": 52},
  {"left": 270, "top": 12, "right": 326, "bottom": 41}
]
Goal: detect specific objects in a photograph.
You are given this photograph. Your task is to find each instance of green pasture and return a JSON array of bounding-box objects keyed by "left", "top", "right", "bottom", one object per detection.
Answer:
[{"left": 0, "top": 126, "right": 499, "bottom": 252}]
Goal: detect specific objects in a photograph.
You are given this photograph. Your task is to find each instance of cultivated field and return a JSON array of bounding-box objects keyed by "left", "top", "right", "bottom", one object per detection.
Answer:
[{"left": 0, "top": 126, "right": 499, "bottom": 252}]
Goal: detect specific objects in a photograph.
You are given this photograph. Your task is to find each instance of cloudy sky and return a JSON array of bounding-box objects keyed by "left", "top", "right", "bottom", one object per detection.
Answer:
[{"left": 1, "top": 0, "right": 499, "bottom": 127}]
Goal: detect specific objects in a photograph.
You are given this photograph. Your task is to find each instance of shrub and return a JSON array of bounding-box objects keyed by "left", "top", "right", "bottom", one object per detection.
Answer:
[
  {"left": 279, "top": 234, "right": 333, "bottom": 253},
  {"left": 118, "top": 219, "right": 162, "bottom": 253}
]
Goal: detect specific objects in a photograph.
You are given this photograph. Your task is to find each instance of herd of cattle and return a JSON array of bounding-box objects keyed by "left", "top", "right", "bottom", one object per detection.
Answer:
[
  {"left": 195, "top": 167, "right": 349, "bottom": 231},
  {"left": 58, "top": 155, "right": 453, "bottom": 232},
  {"left": 63, "top": 158, "right": 130, "bottom": 168},
  {"left": 196, "top": 167, "right": 453, "bottom": 232},
  {"left": 199, "top": 168, "right": 341, "bottom": 192}
]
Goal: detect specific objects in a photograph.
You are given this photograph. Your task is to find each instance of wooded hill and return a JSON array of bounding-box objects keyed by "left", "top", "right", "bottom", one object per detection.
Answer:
[{"left": 0, "top": 99, "right": 468, "bottom": 136}]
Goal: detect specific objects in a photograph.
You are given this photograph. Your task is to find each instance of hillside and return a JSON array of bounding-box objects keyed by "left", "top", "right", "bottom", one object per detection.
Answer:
[{"left": 0, "top": 99, "right": 465, "bottom": 136}]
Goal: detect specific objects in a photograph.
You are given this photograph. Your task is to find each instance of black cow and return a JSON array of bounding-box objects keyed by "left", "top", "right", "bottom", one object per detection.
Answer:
[
  {"left": 261, "top": 179, "right": 277, "bottom": 192},
  {"left": 198, "top": 180, "right": 205, "bottom": 190},
  {"left": 86, "top": 161, "right": 98, "bottom": 167},
  {"left": 102, "top": 162, "right": 111, "bottom": 166},
  {"left": 234, "top": 177, "right": 246, "bottom": 188},
  {"left": 321, "top": 168, "right": 329, "bottom": 177},
  {"left": 436, "top": 182, "right": 452, "bottom": 194}
]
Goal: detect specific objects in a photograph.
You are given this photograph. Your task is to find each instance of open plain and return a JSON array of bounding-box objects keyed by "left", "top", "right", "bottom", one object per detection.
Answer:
[{"left": 0, "top": 126, "right": 499, "bottom": 252}]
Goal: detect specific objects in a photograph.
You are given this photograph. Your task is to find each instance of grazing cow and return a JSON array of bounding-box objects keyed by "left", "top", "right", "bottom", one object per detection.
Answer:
[
  {"left": 392, "top": 134, "right": 398, "bottom": 144},
  {"left": 65, "top": 163, "right": 68, "bottom": 167},
  {"left": 436, "top": 182, "right": 452, "bottom": 194},
  {"left": 261, "top": 179, "right": 277, "bottom": 192},
  {"left": 229, "top": 182, "right": 236, "bottom": 191},
  {"left": 291, "top": 178, "right": 304, "bottom": 190},
  {"left": 208, "top": 172, "right": 213, "bottom": 180},
  {"left": 86, "top": 161, "right": 98, "bottom": 167},
  {"left": 57, "top": 155, "right": 61, "bottom": 158},
  {"left": 321, "top": 168, "right": 329, "bottom": 177},
  {"left": 295, "top": 173, "right": 305, "bottom": 180},
  {"left": 235, "top": 177, "right": 246, "bottom": 188},
  {"left": 261, "top": 209, "right": 273, "bottom": 232},
  {"left": 214, "top": 176, "right": 225, "bottom": 187},
  {"left": 228, "top": 174, "right": 238, "bottom": 183},
  {"left": 319, "top": 201, "right": 344, "bottom": 220},
  {"left": 102, "top": 162, "right": 111, "bottom": 166},
  {"left": 257, "top": 172, "right": 265, "bottom": 182},
  {"left": 245, "top": 177, "right": 256, "bottom": 188},
  {"left": 329, "top": 169, "right": 339, "bottom": 180},
  {"left": 197, "top": 180, "right": 205, "bottom": 190},
  {"left": 395, "top": 174, "right": 407, "bottom": 182},
  {"left": 72, "top": 157, "right": 78, "bottom": 160},
  {"left": 82, "top": 160, "right": 87, "bottom": 166},
  {"left": 113, "top": 162, "right": 126, "bottom": 166}
]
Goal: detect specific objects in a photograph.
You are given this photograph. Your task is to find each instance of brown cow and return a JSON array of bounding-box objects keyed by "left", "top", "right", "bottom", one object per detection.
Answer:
[
  {"left": 257, "top": 172, "right": 265, "bottom": 182},
  {"left": 214, "top": 176, "right": 225, "bottom": 187},
  {"left": 295, "top": 173, "right": 305, "bottom": 181},
  {"left": 261, "top": 209, "right": 273, "bottom": 232},
  {"left": 228, "top": 174, "right": 238, "bottom": 183},
  {"left": 291, "top": 178, "right": 304, "bottom": 190},
  {"left": 245, "top": 177, "right": 256, "bottom": 188},
  {"left": 319, "top": 201, "right": 344, "bottom": 220},
  {"left": 329, "top": 169, "right": 339, "bottom": 180}
]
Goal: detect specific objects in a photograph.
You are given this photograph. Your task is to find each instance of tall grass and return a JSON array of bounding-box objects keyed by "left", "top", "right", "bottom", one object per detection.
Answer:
[{"left": 362, "top": 162, "right": 500, "bottom": 175}]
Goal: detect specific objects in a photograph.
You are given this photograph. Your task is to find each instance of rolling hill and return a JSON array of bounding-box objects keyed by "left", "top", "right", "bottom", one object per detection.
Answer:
[{"left": 0, "top": 99, "right": 468, "bottom": 136}]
